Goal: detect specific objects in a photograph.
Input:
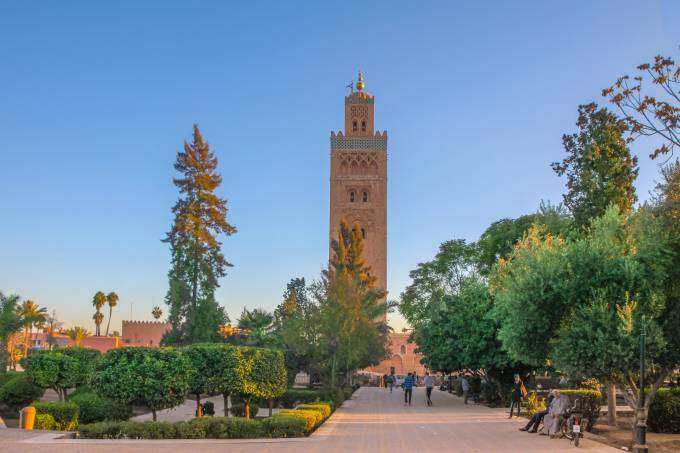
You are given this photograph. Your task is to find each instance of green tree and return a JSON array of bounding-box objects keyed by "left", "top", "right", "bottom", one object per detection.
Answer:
[
  {"left": 552, "top": 103, "right": 638, "bottom": 229},
  {"left": 163, "top": 125, "right": 236, "bottom": 345},
  {"left": 182, "top": 343, "right": 225, "bottom": 415},
  {"left": 0, "top": 292, "right": 24, "bottom": 372},
  {"left": 319, "top": 219, "right": 389, "bottom": 388},
  {"left": 105, "top": 292, "right": 118, "bottom": 336},
  {"left": 23, "top": 351, "right": 78, "bottom": 401},
  {"left": 91, "top": 291, "right": 106, "bottom": 336},
  {"left": 91, "top": 347, "right": 191, "bottom": 421},
  {"left": 237, "top": 347, "right": 287, "bottom": 418},
  {"left": 17, "top": 300, "right": 47, "bottom": 358}
]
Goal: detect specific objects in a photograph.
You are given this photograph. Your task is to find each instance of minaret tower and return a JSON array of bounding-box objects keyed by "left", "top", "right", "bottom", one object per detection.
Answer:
[{"left": 329, "top": 71, "right": 388, "bottom": 306}]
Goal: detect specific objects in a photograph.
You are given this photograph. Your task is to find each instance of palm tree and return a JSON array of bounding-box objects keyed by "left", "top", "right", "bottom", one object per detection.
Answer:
[
  {"left": 237, "top": 308, "right": 275, "bottom": 347},
  {"left": 17, "top": 300, "right": 47, "bottom": 357},
  {"left": 0, "top": 292, "right": 24, "bottom": 371},
  {"left": 44, "top": 310, "right": 63, "bottom": 350},
  {"left": 151, "top": 306, "right": 163, "bottom": 320},
  {"left": 105, "top": 292, "right": 118, "bottom": 336},
  {"left": 92, "top": 291, "right": 106, "bottom": 336},
  {"left": 92, "top": 312, "right": 104, "bottom": 337},
  {"left": 66, "top": 326, "right": 90, "bottom": 346}
]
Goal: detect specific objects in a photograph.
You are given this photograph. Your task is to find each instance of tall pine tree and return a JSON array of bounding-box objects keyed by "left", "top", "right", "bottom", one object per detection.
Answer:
[{"left": 163, "top": 125, "right": 236, "bottom": 345}]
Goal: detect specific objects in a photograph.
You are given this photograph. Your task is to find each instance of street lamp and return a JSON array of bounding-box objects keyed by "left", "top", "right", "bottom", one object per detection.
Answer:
[{"left": 633, "top": 315, "right": 647, "bottom": 453}]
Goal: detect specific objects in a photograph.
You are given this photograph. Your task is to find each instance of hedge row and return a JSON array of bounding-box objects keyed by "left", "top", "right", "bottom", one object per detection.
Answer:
[
  {"left": 559, "top": 389, "right": 601, "bottom": 429},
  {"left": 79, "top": 415, "right": 308, "bottom": 439},
  {"left": 67, "top": 390, "right": 132, "bottom": 424},
  {"left": 31, "top": 402, "right": 79, "bottom": 431},
  {"left": 649, "top": 387, "right": 680, "bottom": 433}
]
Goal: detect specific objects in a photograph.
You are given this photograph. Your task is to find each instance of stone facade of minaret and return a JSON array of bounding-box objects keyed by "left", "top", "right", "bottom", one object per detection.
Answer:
[{"left": 329, "top": 72, "right": 387, "bottom": 308}]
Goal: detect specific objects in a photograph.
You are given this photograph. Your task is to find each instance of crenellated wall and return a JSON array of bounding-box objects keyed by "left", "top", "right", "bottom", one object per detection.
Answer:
[{"left": 121, "top": 320, "right": 171, "bottom": 347}]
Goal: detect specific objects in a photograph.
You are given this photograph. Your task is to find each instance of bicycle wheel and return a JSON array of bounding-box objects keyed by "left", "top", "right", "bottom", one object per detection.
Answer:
[{"left": 574, "top": 433, "right": 580, "bottom": 447}]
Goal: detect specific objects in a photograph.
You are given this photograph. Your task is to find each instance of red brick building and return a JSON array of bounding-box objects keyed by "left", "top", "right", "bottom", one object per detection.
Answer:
[{"left": 364, "top": 332, "right": 428, "bottom": 376}]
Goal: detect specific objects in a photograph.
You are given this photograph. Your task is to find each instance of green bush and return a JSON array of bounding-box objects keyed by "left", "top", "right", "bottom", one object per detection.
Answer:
[
  {"left": 298, "top": 403, "right": 331, "bottom": 418},
  {"left": 77, "top": 420, "right": 126, "bottom": 439},
  {"left": 34, "top": 413, "right": 56, "bottom": 430},
  {"left": 278, "top": 409, "right": 323, "bottom": 432},
  {"left": 68, "top": 391, "right": 132, "bottom": 423},
  {"left": 0, "top": 371, "right": 20, "bottom": 387},
  {"left": 224, "top": 417, "right": 264, "bottom": 438},
  {"left": 0, "top": 372, "right": 45, "bottom": 412},
  {"left": 278, "top": 389, "right": 320, "bottom": 408},
  {"left": 560, "top": 389, "right": 602, "bottom": 430},
  {"left": 173, "top": 421, "right": 205, "bottom": 439},
  {"left": 261, "top": 415, "right": 307, "bottom": 438},
  {"left": 649, "top": 387, "right": 680, "bottom": 433},
  {"left": 229, "top": 403, "right": 246, "bottom": 417},
  {"left": 122, "top": 421, "right": 175, "bottom": 439},
  {"left": 202, "top": 400, "right": 215, "bottom": 416},
  {"left": 31, "top": 401, "right": 79, "bottom": 431},
  {"left": 188, "top": 417, "right": 227, "bottom": 438}
]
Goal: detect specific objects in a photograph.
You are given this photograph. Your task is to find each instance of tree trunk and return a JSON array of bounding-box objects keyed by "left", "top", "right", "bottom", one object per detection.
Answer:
[
  {"left": 196, "top": 393, "right": 202, "bottom": 417},
  {"left": 223, "top": 393, "right": 230, "bottom": 417},
  {"left": 606, "top": 381, "right": 617, "bottom": 426},
  {"left": 105, "top": 306, "right": 112, "bottom": 336},
  {"left": 152, "top": 409, "right": 157, "bottom": 421},
  {"left": 23, "top": 326, "right": 29, "bottom": 358},
  {"left": 245, "top": 397, "right": 251, "bottom": 419},
  {"left": 268, "top": 398, "right": 273, "bottom": 417}
]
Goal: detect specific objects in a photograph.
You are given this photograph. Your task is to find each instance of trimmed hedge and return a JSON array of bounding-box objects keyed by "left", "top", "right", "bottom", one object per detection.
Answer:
[
  {"left": 649, "top": 387, "right": 680, "bottom": 433},
  {"left": 0, "top": 372, "right": 45, "bottom": 412},
  {"left": 298, "top": 403, "right": 332, "bottom": 418},
  {"left": 31, "top": 401, "right": 79, "bottom": 431},
  {"left": 560, "top": 389, "right": 601, "bottom": 430},
  {"left": 278, "top": 409, "right": 324, "bottom": 432},
  {"left": 260, "top": 415, "right": 307, "bottom": 438},
  {"left": 79, "top": 416, "right": 306, "bottom": 439},
  {"left": 278, "top": 389, "right": 320, "bottom": 408},
  {"left": 34, "top": 413, "right": 56, "bottom": 430},
  {"left": 68, "top": 391, "right": 132, "bottom": 424}
]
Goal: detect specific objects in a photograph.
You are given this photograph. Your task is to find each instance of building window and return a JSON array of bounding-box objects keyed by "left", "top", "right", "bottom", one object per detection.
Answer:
[
  {"left": 361, "top": 228, "right": 366, "bottom": 239},
  {"left": 400, "top": 345, "right": 406, "bottom": 355},
  {"left": 362, "top": 191, "right": 368, "bottom": 202},
  {"left": 349, "top": 191, "right": 355, "bottom": 202},
  {"left": 361, "top": 120, "right": 366, "bottom": 131},
  {"left": 352, "top": 120, "right": 358, "bottom": 132}
]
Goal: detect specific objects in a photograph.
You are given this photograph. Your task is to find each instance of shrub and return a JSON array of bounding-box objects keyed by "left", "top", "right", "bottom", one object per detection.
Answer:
[
  {"left": 202, "top": 400, "right": 215, "bottom": 416},
  {"left": 224, "top": 417, "right": 264, "bottom": 438},
  {"left": 0, "top": 372, "right": 45, "bottom": 412},
  {"left": 278, "top": 389, "right": 320, "bottom": 408},
  {"left": 0, "top": 371, "right": 20, "bottom": 388},
  {"left": 229, "top": 403, "right": 246, "bottom": 417},
  {"left": 122, "top": 421, "right": 175, "bottom": 439},
  {"left": 298, "top": 403, "right": 331, "bottom": 418},
  {"left": 278, "top": 409, "right": 323, "bottom": 432},
  {"left": 560, "top": 389, "right": 602, "bottom": 430},
  {"left": 189, "top": 416, "right": 227, "bottom": 438},
  {"left": 261, "top": 415, "right": 307, "bottom": 438},
  {"left": 649, "top": 387, "right": 680, "bottom": 433},
  {"left": 481, "top": 381, "right": 502, "bottom": 407},
  {"left": 34, "top": 413, "right": 56, "bottom": 430},
  {"left": 31, "top": 401, "right": 78, "bottom": 431},
  {"left": 68, "top": 391, "right": 132, "bottom": 423}
]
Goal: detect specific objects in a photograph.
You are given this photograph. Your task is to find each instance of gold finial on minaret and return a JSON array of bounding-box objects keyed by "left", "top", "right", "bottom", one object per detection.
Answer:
[{"left": 356, "top": 70, "right": 365, "bottom": 91}]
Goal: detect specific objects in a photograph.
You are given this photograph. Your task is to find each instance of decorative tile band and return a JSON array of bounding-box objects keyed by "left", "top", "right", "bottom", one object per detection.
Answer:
[
  {"left": 331, "top": 137, "right": 387, "bottom": 151},
  {"left": 345, "top": 96, "right": 374, "bottom": 105}
]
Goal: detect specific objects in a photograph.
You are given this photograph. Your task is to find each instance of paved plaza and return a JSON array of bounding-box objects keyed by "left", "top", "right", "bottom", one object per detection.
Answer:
[{"left": 2, "top": 387, "right": 620, "bottom": 452}]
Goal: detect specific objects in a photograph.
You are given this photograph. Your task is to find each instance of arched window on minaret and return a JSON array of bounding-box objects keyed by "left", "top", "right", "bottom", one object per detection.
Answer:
[
  {"left": 400, "top": 345, "right": 406, "bottom": 355},
  {"left": 361, "top": 228, "right": 366, "bottom": 239},
  {"left": 361, "top": 120, "right": 366, "bottom": 132},
  {"left": 362, "top": 191, "right": 369, "bottom": 202},
  {"left": 352, "top": 120, "right": 358, "bottom": 132},
  {"left": 349, "top": 191, "right": 356, "bottom": 203}
]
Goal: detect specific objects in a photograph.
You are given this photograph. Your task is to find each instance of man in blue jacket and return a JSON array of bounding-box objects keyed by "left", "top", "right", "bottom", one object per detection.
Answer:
[{"left": 403, "top": 372, "right": 414, "bottom": 406}]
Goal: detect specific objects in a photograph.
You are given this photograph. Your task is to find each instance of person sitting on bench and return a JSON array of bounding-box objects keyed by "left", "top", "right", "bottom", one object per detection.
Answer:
[{"left": 519, "top": 390, "right": 554, "bottom": 433}]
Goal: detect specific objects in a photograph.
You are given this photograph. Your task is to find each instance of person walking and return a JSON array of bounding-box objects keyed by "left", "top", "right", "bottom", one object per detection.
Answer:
[
  {"left": 403, "top": 372, "right": 414, "bottom": 406},
  {"left": 424, "top": 372, "right": 434, "bottom": 406},
  {"left": 387, "top": 373, "right": 395, "bottom": 393},
  {"left": 461, "top": 375, "right": 470, "bottom": 404},
  {"left": 509, "top": 374, "right": 526, "bottom": 418}
]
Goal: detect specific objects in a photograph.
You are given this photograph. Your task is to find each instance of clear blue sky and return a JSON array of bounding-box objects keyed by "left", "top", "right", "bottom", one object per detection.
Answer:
[{"left": 1, "top": 1, "right": 679, "bottom": 332}]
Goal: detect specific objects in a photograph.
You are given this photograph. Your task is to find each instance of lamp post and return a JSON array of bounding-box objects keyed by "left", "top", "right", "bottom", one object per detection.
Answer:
[{"left": 633, "top": 315, "right": 648, "bottom": 453}]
